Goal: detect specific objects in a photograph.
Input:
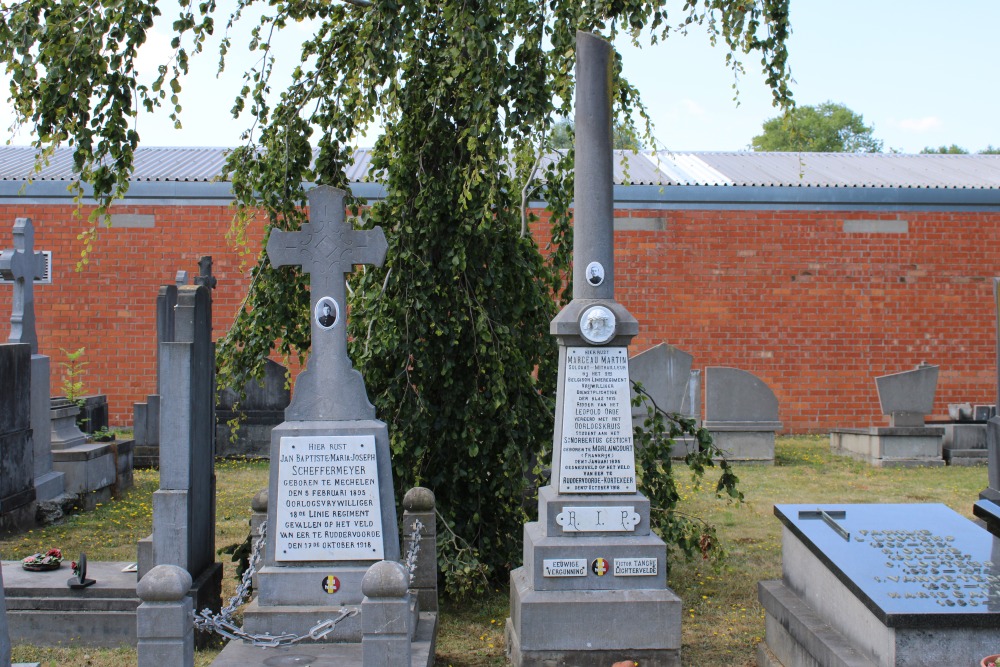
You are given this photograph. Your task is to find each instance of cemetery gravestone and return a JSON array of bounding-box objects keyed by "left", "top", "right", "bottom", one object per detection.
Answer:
[
  {"left": 0, "top": 561, "right": 9, "bottom": 666},
  {"left": 0, "top": 343, "right": 35, "bottom": 533},
  {"left": 758, "top": 503, "right": 1000, "bottom": 666},
  {"left": 0, "top": 218, "right": 64, "bottom": 502},
  {"left": 830, "top": 364, "right": 945, "bottom": 467},
  {"left": 506, "top": 31, "right": 680, "bottom": 667},
  {"left": 215, "top": 358, "right": 290, "bottom": 458},
  {"left": 629, "top": 343, "right": 700, "bottom": 457},
  {"left": 237, "top": 185, "right": 404, "bottom": 642},
  {"left": 704, "top": 366, "right": 782, "bottom": 464}
]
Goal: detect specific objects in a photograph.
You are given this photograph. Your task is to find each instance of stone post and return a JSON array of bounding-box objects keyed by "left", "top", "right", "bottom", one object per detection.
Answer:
[
  {"left": 250, "top": 488, "right": 268, "bottom": 590},
  {"left": 361, "top": 561, "right": 412, "bottom": 667},
  {"left": 136, "top": 565, "right": 194, "bottom": 667},
  {"left": 402, "top": 487, "right": 437, "bottom": 612}
]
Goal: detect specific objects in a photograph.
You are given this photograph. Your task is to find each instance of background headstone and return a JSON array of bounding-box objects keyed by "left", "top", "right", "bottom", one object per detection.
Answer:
[
  {"left": 139, "top": 284, "right": 222, "bottom": 626},
  {"left": 0, "top": 217, "right": 64, "bottom": 502},
  {"left": 704, "top": 366, "right": 782, "bottom": 463},
  {"left": 875, "top": 363, "right": 939, "bottom": 427},
  {"left": 215, "top": 358, "right": 290, "bottom": 458},
  {"left": 0, "top": 343, "right": 36, "bottom": 533},
  {"left": 1, "top": 561, "right": 11, "bottom": 666}
]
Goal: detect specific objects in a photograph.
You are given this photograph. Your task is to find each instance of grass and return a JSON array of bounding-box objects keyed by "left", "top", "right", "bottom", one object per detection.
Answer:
[{"left": 1, "top": 437, "right": 988, "bottom": 666}]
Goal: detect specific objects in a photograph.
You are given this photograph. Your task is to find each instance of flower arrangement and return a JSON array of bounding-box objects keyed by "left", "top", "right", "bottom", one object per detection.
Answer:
[
  {"left": 21, "top": 548, "right": 63, "bottom": 571},
  {"left": 982, "top": 656, "right": 1000, "bottom": 667}
]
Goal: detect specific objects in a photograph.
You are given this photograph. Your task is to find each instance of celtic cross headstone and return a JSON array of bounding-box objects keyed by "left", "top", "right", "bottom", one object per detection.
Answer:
[
  {"left": 245, "top": 184, "right": 400, "bottom": 644},
  {"left": 0, "top": 217, "right": 44, "bottom": 354},
  {"left": 266, "top": 185, "right": 387, "bottom": 421}
]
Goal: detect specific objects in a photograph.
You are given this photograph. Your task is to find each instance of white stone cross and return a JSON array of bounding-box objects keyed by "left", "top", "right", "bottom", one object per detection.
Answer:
[
  {"left": 0, "top": 217, "right": 44, "bottom": 354},
  {"left": 267, "top": 185, "right": 387, "bottom": 421}
]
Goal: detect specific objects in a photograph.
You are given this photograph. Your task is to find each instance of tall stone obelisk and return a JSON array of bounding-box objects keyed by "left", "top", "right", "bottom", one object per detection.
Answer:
[{"left": 506, "top": 31, "right": 681, "bottom": 667}]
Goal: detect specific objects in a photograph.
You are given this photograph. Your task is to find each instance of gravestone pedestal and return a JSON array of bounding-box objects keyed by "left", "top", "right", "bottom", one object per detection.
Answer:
[
  {"left": 829, "top": 427, "right": 945, "bottom": 468},
  {"left": 30, "top": 356, "right": 64, "bottom": 501},
  {"left": 0, "top": 343, "right": 36, "bottom": 534},
  {"left": 241, "top": 419, "right": 402, "bottom": 641}
]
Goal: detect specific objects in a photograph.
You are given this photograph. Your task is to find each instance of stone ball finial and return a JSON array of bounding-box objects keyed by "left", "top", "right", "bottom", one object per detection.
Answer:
[
  {"left": 136, "top": 564, "right": 192, "bottom": 602},
  {"left": 361, "top": 560, "right": 409, "bottom": 599},
  {"left": 251, "top": 488, "right": 268, "bottom": 512},
  {"left": 402, "top": 487, "right": 435, "bottom": 512}
]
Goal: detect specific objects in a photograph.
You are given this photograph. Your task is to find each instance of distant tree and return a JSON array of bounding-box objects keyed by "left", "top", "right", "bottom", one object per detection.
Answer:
[
  {"left": 921, "top": 144, "right": 969, "bottom": 154},
  {"left": 550, "top": 118, "right": 642, "bottom": 151},
  {"left": 979, "top": 146, "right": 1000, "bottom": 154},
  {"left": 751, "top": 101, "right": 883, "bottom": 153}
]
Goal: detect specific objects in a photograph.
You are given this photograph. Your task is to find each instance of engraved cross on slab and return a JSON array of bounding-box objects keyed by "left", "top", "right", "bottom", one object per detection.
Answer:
[
  {"left": 0, "top": 217, "right": 44, "bottom": 354},
  {"left": 798, "top": 509, "right": 850, "bottom": 541},
  {"left": 267, "top": 185, "right": 388, "bottom": 421}
]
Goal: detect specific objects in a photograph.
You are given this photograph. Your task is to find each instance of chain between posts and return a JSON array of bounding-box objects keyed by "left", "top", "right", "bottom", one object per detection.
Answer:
[{"left": 192, "top": 515, "right": 425, "bottom": 647}]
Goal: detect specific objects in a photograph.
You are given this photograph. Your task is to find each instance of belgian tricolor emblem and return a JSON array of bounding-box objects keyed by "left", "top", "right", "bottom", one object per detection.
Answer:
[{"left": 591, "top": 558, "right": 609, "bottom": 576}]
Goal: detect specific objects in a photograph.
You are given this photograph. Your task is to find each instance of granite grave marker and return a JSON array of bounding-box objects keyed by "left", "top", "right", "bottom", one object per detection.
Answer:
[
  {"left": 235, "top": 184, "right": 404, "bottom": 644},
  {"left": 0, "top": 218, "right": 64, "bottom": 502},
  {"left": 506, "top": 31, "right": 680, "bottom": 667}
]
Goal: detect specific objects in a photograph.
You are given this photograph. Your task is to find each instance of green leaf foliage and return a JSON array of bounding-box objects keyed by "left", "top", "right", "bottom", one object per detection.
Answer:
[
  {"left": 0, "top": 0, "right": 793, "bottom": 595},
  {"left": 631, "top": 383, "right": 742, "bottom": 566},
  {"left": 752, "top": 100, "right": 882, "bottom": 153}
]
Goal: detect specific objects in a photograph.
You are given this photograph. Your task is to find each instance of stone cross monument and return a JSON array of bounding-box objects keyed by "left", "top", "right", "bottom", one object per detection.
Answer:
[
  {"left": 1, "top": 217, "right": 64, "bottom": 502},
  {"left": 242, "top": 185, "right": 400, "bottom": 641},
  {"left": 0, "top": 217, "right": 42, "bottom": 353},
  {"left": 506, "top": 31, "right": 681, "bottom": 667}
]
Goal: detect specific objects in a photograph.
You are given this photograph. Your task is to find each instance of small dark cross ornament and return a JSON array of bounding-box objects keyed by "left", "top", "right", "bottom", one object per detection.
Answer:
[
  {"left": 194, "top": 255, "right": 217, "bottom": 290},
  {"left": 798, "top": 509, "right": 850, "bottom": 541},
  {"left": 267, "top": 185, "right": 387, "bottom": 421},
  {"left": 0, "top": 217, "right": 44, "bottom": 354}
]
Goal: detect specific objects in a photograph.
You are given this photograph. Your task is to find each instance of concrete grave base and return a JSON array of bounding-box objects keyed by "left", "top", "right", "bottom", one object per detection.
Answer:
[
  {"left": 829, "top": 428, "right": 944, "bottom": 467},
  {"left": 708, "top": 428, "right": 777, "bottom": 464},
  {"left": 2, "top": 559, "right": 221, "bottom": 648},
  {"left": 507, "top": 567, "right": 681, "bottom": 667},
  {"left": 210, "top": 610, "right": 436, "bottom": 666},
  {"left": 941, "top": 423, "right": 988, "bottom": 466},
  {"left": 242, "top": 591, "right": 419, "bottom": 643},
  {"left": 51, "top": 440, "right": 134, "bottom": 510}
]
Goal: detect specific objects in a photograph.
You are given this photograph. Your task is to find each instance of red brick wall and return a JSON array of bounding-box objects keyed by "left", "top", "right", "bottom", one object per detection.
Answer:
[{"left": 2, "top": 202, "right": 998, "bottom": 432}]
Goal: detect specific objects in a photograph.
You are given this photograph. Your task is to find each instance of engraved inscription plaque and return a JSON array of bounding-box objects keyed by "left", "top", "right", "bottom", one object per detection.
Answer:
[
  {"left": 556, "top": 506, "right": 641, "bottom": 532},
  {"left": 275, "top": 435, "right": 384, "bottom": 562},
  {"left": 557, "top": 346, "right": 635, "bottom": 493},
  {"left": 614, "top": 557, "right": 658, "bottom": 576},
  {"left": 543, "top": 559, "right": 588, "bottom": 577}
]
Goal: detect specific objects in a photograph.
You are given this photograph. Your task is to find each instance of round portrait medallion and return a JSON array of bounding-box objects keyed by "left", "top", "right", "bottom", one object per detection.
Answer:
[{"left": 579, "top": 305, "right": 616, "bottom": 344}]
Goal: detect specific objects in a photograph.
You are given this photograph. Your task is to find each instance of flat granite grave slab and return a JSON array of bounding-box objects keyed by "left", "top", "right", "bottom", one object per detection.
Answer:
[
  {"left": 829, "top": 428, "right": 944, "bottom": 468},
  {"left": 759, "top": 503, "right": 1000, "bottom": 667}
]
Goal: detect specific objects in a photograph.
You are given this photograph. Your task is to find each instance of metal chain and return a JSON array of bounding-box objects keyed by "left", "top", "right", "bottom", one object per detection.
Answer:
[
  {"left": 192, "top": 514, "right": 425, "bottom": 648},
  {"left": 403, "top": 518, "right": 424, "bottom": 584},
  {"left": 192, "top": 519, "right": 359, "bottom": 647}
]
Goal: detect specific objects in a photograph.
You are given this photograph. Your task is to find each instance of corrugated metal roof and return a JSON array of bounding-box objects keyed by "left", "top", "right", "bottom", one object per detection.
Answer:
[{"left": 1, "top": 146, "right": 999, "bottom": 189}]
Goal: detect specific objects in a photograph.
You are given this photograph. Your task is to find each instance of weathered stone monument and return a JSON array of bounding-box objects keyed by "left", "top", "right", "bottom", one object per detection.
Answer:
[
  {"left": 135, "top": 258, "right": 215, "bottom": 467},
  {"left": 137, "top": 282, "right": 223, "bottom": 621},
  {"left": 830, "top": 363, "right": 945, "bottom": 467},
  {"left": 215, "top": 358, "right": 290, "bottom": 458},
  {"left": 506, "top": 31, "right": 680, "bottom": 667},
  {"left": 0, "top": 218, "right": 64, "bottom": 503},
  {"left": 629, "top": 343, "right": 700, "bottom": 457},
  {"left": 0, "top": 561, "right": 10, "bottom": 666},
  {"left": 704, "top": 366, "right": 782, "bottom": 464},
  {"left": 0, "top": 343, "right": 35, "bottom": 534},
  {"left": 210, "top": 184, "right": 435, "bottom": 665}
]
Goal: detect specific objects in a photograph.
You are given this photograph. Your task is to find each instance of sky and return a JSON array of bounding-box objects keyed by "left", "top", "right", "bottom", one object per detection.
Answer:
[{"left": 1, "top": 0, "right": 997, "bottom": 154}]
